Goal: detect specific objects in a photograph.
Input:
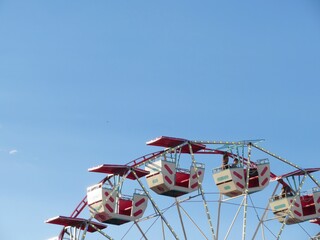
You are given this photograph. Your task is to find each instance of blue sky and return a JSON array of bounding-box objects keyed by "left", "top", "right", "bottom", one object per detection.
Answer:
[{"left": 0, "top": 0, "right": 319, "bottom": 239}]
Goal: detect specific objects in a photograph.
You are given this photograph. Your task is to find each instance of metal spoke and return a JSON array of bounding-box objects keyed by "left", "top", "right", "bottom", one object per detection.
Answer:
[
  {"left": 131, "top": 169, "right": 180, "bottom": 240},
  {"left": 188, "top": 143, "right": 216, "bottom": 240}
]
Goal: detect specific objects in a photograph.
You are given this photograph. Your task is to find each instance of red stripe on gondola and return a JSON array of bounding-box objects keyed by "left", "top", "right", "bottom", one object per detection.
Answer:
[
  {"left": 165, "top": 176, "right": 172, "bottom": 184},
  {"left": 294, "top": 210, "right": 302, "bottom": 217},
  {"left": 192, "top": 171, "right": 202, "bottom": 179},
  {"left": 135, "top": 198, "right": 146, "bottom": 207},
  {"left": 233, "top": 171, "right": 243, "bottom": 179},
  {"left": 191, "top": 182, "right": 198, "bottom": 188},
  {"left": 236, "top": 182, "right": 244, "bottom": 189},
  {"left": 164, "top": 164, "right": 173, "bottom": 175},
  {"left": 133, "top": 209, "right": 143, "bottom": 217},
  {"left": 104, "top": 192, "right": 115, "bottom": 202},
  {"left": 105, "top": 204, "right": 113, "bottom": 212},
  {"left": 261, "top": 178, "right": 269, "bottom": 186},
  {"left": 261, "top": 166, "right": 268, "bottom": 176}
]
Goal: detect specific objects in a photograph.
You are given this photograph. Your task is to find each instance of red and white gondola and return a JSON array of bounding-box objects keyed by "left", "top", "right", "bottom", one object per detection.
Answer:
[
  {"left": 212, "top": 159, "right": 270, "bottom": 197},
  {"left": 144, "top": 136, "right": 206, "bottom": 197},
  {"left": 269, "top": 168, "right": 320, "bottom": 224},
  {"left": 87, "top": 164, "right": 149, "bottom": 225}
]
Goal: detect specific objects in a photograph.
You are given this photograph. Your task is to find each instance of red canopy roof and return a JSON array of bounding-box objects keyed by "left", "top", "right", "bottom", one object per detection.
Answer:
[
  {"left": 147, "top": 136, "right": 206, "bottom": 153},
  {"left": 88, "top": 164, "right": 149, "bottom": 180},
  {"left": 270, "top": 168, "right": 320, "bottom": 181},
  {"left": 46, "top": 216, "right": 107, "bottom": 233}
]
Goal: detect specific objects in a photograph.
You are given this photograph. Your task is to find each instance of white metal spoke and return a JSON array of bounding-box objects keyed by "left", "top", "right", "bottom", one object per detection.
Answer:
[
  {"left": 188, "top": 143, "right": 216, "bottom": 240},
  {"left": 131, "top": 169, "right": 180, "bottom": 240}
]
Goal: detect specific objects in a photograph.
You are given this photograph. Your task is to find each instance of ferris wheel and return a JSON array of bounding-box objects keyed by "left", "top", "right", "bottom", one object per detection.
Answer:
[{"left": 46, "top": 136, "right": 320, "bottom": 240}]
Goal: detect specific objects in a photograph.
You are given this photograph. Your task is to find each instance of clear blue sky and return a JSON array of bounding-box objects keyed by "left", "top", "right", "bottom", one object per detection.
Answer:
[{"left": 0, "top": 0, "right": 319, "bottom": 239}]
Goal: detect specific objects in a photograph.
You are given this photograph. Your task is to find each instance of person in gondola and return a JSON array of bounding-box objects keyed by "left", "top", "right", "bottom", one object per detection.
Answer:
[
  {"left": 281, "top": 185, "right": 294, "bottom": 198},
  {"left": 231, "top": 158, "right": 239, "bottom": 168},
  {"left": 221, "top": 152, "right": 229, "bottom": 170}
]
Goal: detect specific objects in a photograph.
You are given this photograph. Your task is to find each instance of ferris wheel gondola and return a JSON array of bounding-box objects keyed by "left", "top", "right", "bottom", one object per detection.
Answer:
[
  {"left": 269, "top": 168, "right": 320, "bottom": 225},
  {"left": 87, "top": 164, "right": 149, "bottom": 225},
  {"left": 212, "top": 158, "right": 270, "bottom": 197},
  {"left": 145, "top": 136, "right": 206, "bottom": 197}
]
